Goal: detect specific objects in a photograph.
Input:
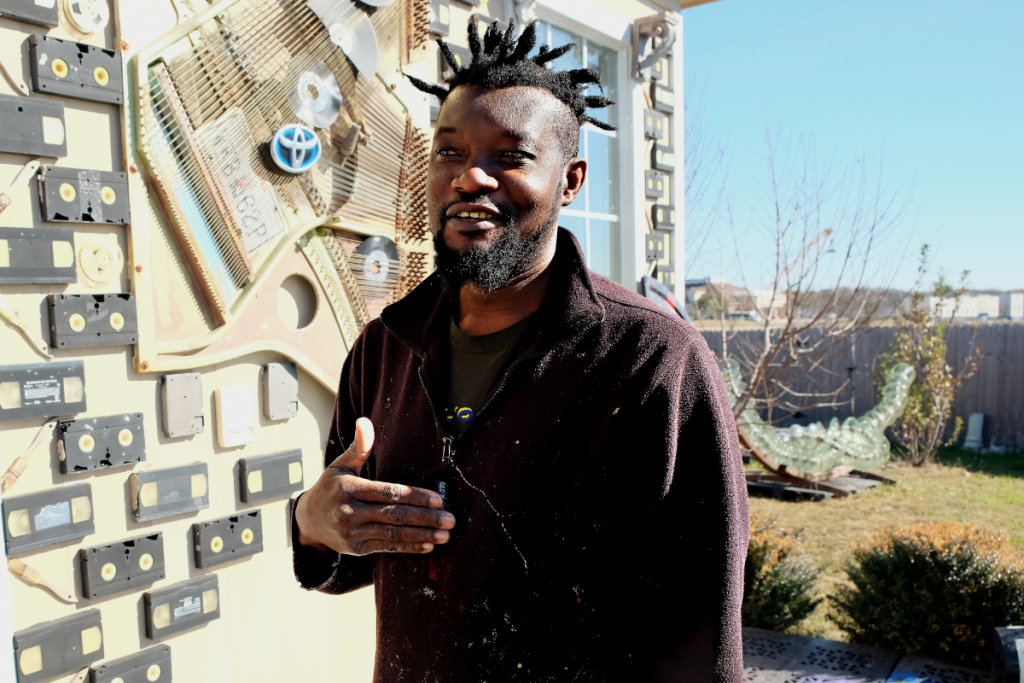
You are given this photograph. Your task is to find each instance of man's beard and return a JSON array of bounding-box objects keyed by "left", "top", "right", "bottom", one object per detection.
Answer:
[{"left": 433, "top": 196, "right": 559, "bottom": 295}]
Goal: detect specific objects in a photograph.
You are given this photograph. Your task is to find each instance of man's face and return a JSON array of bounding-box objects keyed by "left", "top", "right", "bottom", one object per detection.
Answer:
[{"left": 427, "top": 85, "right": 582, "bottom": 293}]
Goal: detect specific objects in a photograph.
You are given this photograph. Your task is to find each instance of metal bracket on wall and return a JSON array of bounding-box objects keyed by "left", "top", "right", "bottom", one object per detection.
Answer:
[{"left": 632, "top": 12, "right": 678, "bottom": 82}]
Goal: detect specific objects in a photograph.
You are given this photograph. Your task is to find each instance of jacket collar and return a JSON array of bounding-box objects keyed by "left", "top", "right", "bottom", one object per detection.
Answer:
[{"left": 381, "top": 228, "right": 606, "bottom": 358}]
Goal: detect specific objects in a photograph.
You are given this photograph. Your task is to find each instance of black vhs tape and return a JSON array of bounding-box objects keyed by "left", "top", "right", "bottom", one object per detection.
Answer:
[
  {"left": 651, "top": 144, "right": 675, "bottom": 173},
  {"left": 0, "top": 226, "right": 77, "bottom": 284},
  {"left": 3, "top": 482, "right": 94, "bottom": 555},
  {"left": 39, "top": 165, "right": 130, "bottom": 225},
  {"left": 131, "top": 462, "right": 210, "bottom": 522},
  {"left": 14, "top": 610, "right": 103, "bottom": 683},
  {"left": 144, "top": 575, "right": 220, "bottom": 640},
  {"left": 192, "top": 510, "right": 263, "bottom": 568},
  {"left": 0, "top": 359, "right": 86, "bottom": 422},
  {"left": 239, "top": 449, "right": 303, "bottom": 503},
  {"left": 0, "top": 0, "right": 59, "bottom": 26},
  {"left": 91, "top": 645, "right": 172, "bottom": 683},
  {"left": 652, "top": 204, "right": 675, "bottom": 231},
  {"left": 29, "top": 34, "right": 124, "bottom": 105},
  {"left": 0, "top": 94, "right": 67, "bottom": 157},
  {"left": 59, "top": 412, "right": 145, "bottom": 473},
  {"left": 80, "top": 532, "right": 165, "bottom": 599},
  {"left": 49, "top": 293, "right": 139, "bottom": 349},
  {"left": 643, "top": 108, "right": 668, "bottom": 141}
]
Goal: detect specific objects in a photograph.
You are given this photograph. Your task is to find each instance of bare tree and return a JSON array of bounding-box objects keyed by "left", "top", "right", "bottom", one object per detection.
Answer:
[{"left": 715, "top": 132, "right": 911, "bottom": 428}]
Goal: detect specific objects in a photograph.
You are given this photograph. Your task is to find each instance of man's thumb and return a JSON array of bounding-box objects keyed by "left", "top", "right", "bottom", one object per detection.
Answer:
[{"left": 329, "top": 417, "right": 375, "bottom": 474}]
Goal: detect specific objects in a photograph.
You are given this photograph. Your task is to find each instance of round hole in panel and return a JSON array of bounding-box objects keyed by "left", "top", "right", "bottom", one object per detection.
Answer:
[
  {"left": 147, "top": 664, "right": 162, "bottom": 681},
  {"left": 211, "top": 536, "right": 224, "bottom": 553},
  {"left": 69, "top": 313, "right": 86, "bottom": 332},
  {"left": 277, "top": 274, "right": 317, "bottom": 330},
  {"left": 241, "top": 528, "right": 254, "bottom": 545},
  {"left": 109, "top": 311, "right": 125, "bottom": 330},
  {"left": 51, "top": 58, "right": 68, "bottom": 78},
  {"left": 59, "top": 183, "right": 76, "bottom": 202},
  {"left": 79, "top": 434, "right": 95, "bottom": 452},
  {"left": 118, "top": 428, "right": 133, "bottom": 446},
  {"left": 93, "top": 66, "right": 109, "bottom": 86},
  {"left": 100, "top": 563, "right": 116, "bottom": 581}
]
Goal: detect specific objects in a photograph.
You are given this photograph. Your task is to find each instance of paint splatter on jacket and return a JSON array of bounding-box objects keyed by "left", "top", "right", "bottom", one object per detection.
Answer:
[{"left": 294, "top": 229, "right": 748, "bottom": 682}]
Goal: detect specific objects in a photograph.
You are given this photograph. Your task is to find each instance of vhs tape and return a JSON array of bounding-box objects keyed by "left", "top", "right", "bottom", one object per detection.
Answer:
[
  {"left": 29, "top": 34, "right": 124, "bottom": 105},
  {"left": 130, "top": 463, "right": 209, "bottom": 522},
  {"left": 645, "top": 230, "right": 669, "bottom": 263},
  {"left": 0, "top": 359, "right": 86, "bottom": 422},
  {"left": 14, "top": 609, "right": 103, "bottom": 683},
  {"left": 91, "top": 645, "right": 171, "bottom": 683},
  {"left": 651, "top": 144, "right": 675, "bottom": 173},
  {"left": 643, "top": 108, "right": 668, "bottom": 141},
  {"left": 59, "top": 412, "right": 145, "bottom": 473},
  {"left": 239, "top": 449, "right": 303, "bottom": 503},
  {"left": 0, "top": 226, "right": 77, "bottom": 284},
  {"left": 3, "top": 482, "right": 94, "bottom": 555},
  {"left": 144, "top": 575, "right": 220, "bottom": 640},
  {"left": 0, "top": 94, "right": 66, "bottom": 157},
  {"left": 49, "top": 293, "right": 138, "bottom": 349},
  {"left": 651, "top": 81, "right": 674, "bottom": 114},
  {"left": 39, "top": 165, "right": 130, "bottom": 225},
  {"left": 644, "top": 170, "right": 666, "bottom": 200},
  {"left": 192, "top": 510, "right": 263, "bottom": 569},
  {"left": 80, "top": 532, "right": 165, "bottom": 599},
  {"left": 0, "top": 0, "right": 59, "bottom": 26},
  {"left": 651, "top": 204, "right": 676, "bottom": 231}
]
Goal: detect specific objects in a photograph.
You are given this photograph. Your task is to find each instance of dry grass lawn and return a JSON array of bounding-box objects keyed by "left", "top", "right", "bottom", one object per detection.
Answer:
[{"left": 747, "top": 447, "right": 1024, "bottom": 641}]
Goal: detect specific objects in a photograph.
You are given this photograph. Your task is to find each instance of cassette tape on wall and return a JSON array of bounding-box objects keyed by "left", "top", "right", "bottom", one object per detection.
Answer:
[{"left": 123, "top": 0, "right": 433, "bottom": 389}]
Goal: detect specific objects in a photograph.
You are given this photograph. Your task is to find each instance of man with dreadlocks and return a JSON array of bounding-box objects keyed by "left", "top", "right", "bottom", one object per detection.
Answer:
[{"left": 293, "top": 17, "right": 747, "bottom": 683}]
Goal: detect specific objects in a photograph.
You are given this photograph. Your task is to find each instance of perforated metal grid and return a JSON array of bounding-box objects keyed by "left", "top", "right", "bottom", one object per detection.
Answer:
[
  {"left": 887, "top": 655, "right": 993, "bottom": 683},
  {"left": 743, "top": 628, "right": 900, "bottom": 683}
]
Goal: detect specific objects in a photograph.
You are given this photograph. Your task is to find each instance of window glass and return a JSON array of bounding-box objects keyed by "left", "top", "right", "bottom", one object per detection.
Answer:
[
  {"left": 584, "top": 130, "right": 617, "bottom": 216},
  {"left": 530, "top": 20, "right": 620, "bottom": 284},
  {"left": 588, "top": 219, "right": 615, "bottom": 277}
]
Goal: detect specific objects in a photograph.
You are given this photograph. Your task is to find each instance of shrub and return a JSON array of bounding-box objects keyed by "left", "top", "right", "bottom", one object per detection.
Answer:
[
  {"left": 743, "top": 511, "right": 821, "bottom": 630},
  {"left": 829, "top": 522, "right": 1024, "bottom": 666}
]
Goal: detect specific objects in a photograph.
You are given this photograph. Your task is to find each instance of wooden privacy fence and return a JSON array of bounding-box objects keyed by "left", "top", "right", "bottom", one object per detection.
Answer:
[{"left": 698, "top": 322, "right": 1024, "bottom": 451}]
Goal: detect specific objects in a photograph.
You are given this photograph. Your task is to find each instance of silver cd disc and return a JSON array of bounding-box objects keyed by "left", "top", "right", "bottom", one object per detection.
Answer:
[
  {"left": 289, "top": 64, "right": 343, "bottom": 129},
  {"left": 307, "top": 0, "right": 379, "bottom": 77},
  {"left": 355, "top": 236, "right": 399, "bottom": 284}
]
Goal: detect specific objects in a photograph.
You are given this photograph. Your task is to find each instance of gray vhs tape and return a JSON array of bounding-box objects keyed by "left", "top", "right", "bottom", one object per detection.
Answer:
[
  {"left": 645, "top": 230, "right": 669, "bottom": 262},
  {"left": 262, "top": 362, "right": 298, "bottom": 420},
  {"left": 643, "top": 108, "right": 668, "bottom": 141},
  {"left": 651, "top": 204, "right": 675, "bottom": 231},
  {"left": 14, "top": 609, "right": 103, "bottom": 683},
  {"left": 3, "top": 482, "right": 94, "bottom": 555},
  {"left": 80, "top": 532, "right": 165, "bottom": 599},
  {"left": 651, "top": 81, "right": 674, "bottom": 114},
  {"left": 0, "top": 226, "right": 77, "bottom": 284},
  {"left": 39, "top": 166, "right": 130, "bottom": 225},
  {"left": 29, "top": 34, "right": 124, "bottom": 105},
  {"left": 429, "top": 0, "right": 449, "bottom": 35},
  {"left": 144, "top": 575, "right": 220, "bottom": 640},
  {"left": 0, "top": 94, "right": 66, "bottom": 157},
  {"left": 644, "top": 170, "right": 666, "bottom": 200},
  {"left": 192, "top": 510, "right": 263, "bottom": 569},
  {"left": 160, "top": 373, "right": 204, "bottom": 437},
  {"left": 131, "top": 463, "right": 209, "bottom": 522},
  {"left": 91, "top": 645, "right": 171, "bottom": 683},
  {"left": 0, "top": 0, "right": 59, "bottom": 26},
  {"left": 49, "top": 293, "right": 139, "bottom": 349},
  {"left": 239, "top": 450, "right": 303, "bottom": 503},
  {"left": 0, "top": 359, "right": 86, "bottom": 422},
  {"left": 59, "top": 412, "right": 145, "bottom": 473}
]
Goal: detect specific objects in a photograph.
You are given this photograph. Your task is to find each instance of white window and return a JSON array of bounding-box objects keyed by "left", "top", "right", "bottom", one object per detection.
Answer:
[{"left": 531, "top": 21, "right": 620, "bottom": 282}]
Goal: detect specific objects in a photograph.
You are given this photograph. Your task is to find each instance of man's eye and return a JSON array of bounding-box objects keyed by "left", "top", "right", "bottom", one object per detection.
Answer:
[
  {"left": 501, "top": 151, "right": 528, "bottom": 160},
  {"left": 436, "top": 149, "right": 458, "bottom": 156}
]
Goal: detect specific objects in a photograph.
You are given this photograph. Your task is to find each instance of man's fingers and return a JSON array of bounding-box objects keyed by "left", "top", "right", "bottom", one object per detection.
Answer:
[
  {"left": 357, "top": 540, "right": 435, "bottom": 555},
  {"left": 360, "top": 501, "right": 455, "bottom": 529},
  {"left": 351, "top": 479, "right": 445, "bottom": 510},
  {"left": 358, "top": 523, "right": 450, "bottom": 545},
  {"left": 329, "top": 417, "right": 375, "bottom": 473}
]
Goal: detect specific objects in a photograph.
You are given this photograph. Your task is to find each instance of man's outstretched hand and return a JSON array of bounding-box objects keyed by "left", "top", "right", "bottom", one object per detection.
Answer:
[{"left": 295, "top": 417, "right": 455, "bottom": 556}]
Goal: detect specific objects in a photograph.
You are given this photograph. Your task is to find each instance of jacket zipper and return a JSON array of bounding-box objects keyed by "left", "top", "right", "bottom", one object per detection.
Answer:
[{"left": 382, "top": 316, "right": 603, "bottom": 478}]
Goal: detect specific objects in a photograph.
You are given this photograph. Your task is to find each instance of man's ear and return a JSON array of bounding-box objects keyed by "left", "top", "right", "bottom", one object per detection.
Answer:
[{"left": 561, "top": 158, "right": 587, "bottom": 207}]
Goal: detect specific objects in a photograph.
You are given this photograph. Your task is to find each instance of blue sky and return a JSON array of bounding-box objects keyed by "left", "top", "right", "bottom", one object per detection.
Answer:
[{"left": 682, "top": 0, "right": 1024, "bottom": 292}]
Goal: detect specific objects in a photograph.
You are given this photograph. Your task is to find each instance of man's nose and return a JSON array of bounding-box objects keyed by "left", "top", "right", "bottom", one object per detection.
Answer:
[{"left": 453, "top": 165, "right": 499, "bottom": 194}]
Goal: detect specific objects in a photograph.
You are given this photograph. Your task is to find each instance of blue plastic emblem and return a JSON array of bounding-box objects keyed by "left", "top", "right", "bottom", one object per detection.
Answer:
[{"left": 270, "top": 123, "right": 322, "bottom": 174}]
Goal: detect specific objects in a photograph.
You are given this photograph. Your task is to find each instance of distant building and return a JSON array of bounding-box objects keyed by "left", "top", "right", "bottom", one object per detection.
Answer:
[
  {"left": 685, "top": 277, "right": 753, "bottom": 311},
  {"left": 927, "top": 291, "right": 1023, "bottom": 320}
]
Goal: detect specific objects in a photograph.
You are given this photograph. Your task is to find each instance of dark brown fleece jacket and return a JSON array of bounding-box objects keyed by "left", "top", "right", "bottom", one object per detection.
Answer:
[{"left": 294, "top": 229, "right": 748, "bottom": 682}]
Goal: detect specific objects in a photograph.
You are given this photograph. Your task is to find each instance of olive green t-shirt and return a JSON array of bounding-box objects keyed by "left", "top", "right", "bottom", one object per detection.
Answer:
[{"left": 445, "top": 315, "right": 531, "bottom": 435}]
